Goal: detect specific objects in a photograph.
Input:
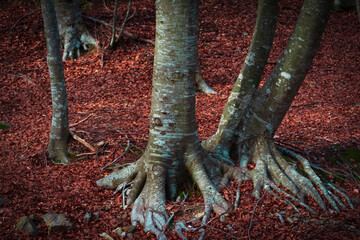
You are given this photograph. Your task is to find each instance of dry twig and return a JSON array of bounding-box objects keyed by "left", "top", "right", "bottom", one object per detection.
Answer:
[
  {"left": 101, "top": 140, "right": 131, "bottom": 171},
  {"left": 114, "top": 0, "right": 133, "bottom": 46},
  {"left": 70, "top": 114, "right": 93, "bottom": 128},
  {"left": 69, "top": 130, "right": 96, "bottom": 152},
  {"left": 85, "top": 16, "right": 155, "bottom": 45},
  {"left": 248, "top": 192, "right": 266, "bottom": 240}
]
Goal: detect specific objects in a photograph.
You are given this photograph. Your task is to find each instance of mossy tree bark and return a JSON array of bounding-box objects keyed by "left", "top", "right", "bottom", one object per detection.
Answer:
[
  {"left": 54, "top": 0, "right": 97, "bottom": 60},
  {"left": 97, "top": 0, "right": 239, "bottom": 237},
  {"left": 41, "top": 0, "right": 69, "bottom": 164},
  {"left": 205, "top": 0, "right": 353, "bottom": 212}
]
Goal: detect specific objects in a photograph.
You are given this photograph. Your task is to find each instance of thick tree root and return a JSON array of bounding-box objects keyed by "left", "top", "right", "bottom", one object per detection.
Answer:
[
  {"left": 97, "top": 150, "right": 240, "bottom": 237},
  {"left": 238, "top": 137, "right": 353, "bottom": 212},
  {"left": 49, "top": 149, "right": 69, "bottom": 164},
  {"left": 195, "top": 72, "right": 216, "bottom": 94},
  {"left": 61, "top": 27, "right": 97, "bottom": 61}
]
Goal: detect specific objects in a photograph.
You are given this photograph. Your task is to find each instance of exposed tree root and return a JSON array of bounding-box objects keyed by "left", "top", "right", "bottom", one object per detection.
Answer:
[
  {"left": 237, "top": 136, "right": 354, "bottom": 212},
  {"left": 61, "top": 26, "right": 97, "bottom": 61},
  {"left": 195, "top": 71, "right": 216, "bottom": 94},
  {"left": 97, "top": 149, "right": 241, "bottom": 237},
  {"left": 49, "top": 148, "right": 69, "bottom": 165}
]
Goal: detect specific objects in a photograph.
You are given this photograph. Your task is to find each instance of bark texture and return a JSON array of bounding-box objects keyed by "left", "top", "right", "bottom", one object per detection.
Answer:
[
  {"left": 54, "top": 0, "right": 97, "bottom": 60},
  {"left": 41, "top": 0, "right": 69, "bottom": 164},
  {"left": 203, "top": 0, "right": 278, "bottom": 159},
  {"left": 97, "top": 0, "right": 237, "bottom": 237},
  {"left": 206, "top": 0, "right": 352, "bottom": 212}
]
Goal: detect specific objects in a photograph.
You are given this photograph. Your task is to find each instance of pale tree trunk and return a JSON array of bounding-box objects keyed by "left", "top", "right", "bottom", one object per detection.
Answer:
[
  {"left": 97, "top": 0, "right": 239, "bottom": 237},
  {"left": 54, "top": 0, "right": 97, "bottom": 60},
  {"left": 41, "top": 0, "right": 69, "bottom": 164},
  {"left": 207, "top": 0, "right": 353, "bottom": 212},
  {"left": 203, "top": 0, "right": 278, "bottom": 158}
]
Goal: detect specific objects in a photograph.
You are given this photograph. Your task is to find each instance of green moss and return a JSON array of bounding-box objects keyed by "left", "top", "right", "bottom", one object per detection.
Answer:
[
  {"left": 68, "top": 153, "right": 77, "bottom": 159},
  {"left": 342, "top": 148, "right": 360, "bottom": 163},
  {"left": 0, "top": 121, "right": 10, "bottom": 130}
]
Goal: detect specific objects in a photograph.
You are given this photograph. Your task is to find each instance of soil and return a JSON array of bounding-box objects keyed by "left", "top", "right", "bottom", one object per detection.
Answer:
[{"left": 0, "top": 0, "right": 359, "bottom": 239}]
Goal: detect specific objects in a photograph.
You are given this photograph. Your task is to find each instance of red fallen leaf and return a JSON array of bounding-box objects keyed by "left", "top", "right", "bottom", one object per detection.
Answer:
[{"left": 248, "top": 163, "right": 256, "bottom": 170}]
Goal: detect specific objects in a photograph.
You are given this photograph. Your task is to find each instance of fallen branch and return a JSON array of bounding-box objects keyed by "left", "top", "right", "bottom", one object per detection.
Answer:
[
  {"left": 248, "top": 192, "right": 266, "bottom": 240},
  {"left": 114, "top": 0, "right": 133, "bottom": 47},
  {"left": 291, "top": 101, "right": 325, "bottom": 108},
  {"left": 1, "top": 72, "right": 42, "bottom": 89},
  {"left": 11, "top": 8, "right": 41, "bottom": 30},
  {"left": 85, "top": 16, "right": 155, "bottom": 45},
  {"left": 69, "top": 130, "right": 96, "bottom": 152},
  {"left": 70, "top": 113, "right": 93, "bottom": 128},
  {"left": 76, "top": 152, "right": 97, "bottom": 157},
  {"left": 101, "top": 140, "right": 131, "bottom": 171},
  {"left": 157, "top": 192, "right": 189, "bottom": 240}
]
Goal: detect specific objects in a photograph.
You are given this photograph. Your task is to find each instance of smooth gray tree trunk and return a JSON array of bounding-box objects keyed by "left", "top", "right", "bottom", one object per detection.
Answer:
[
  {"left": 41, "top": 0, "right": 69, "bottom": 164},
  {"left": 97, "top": 0, "right": 236, "bottom": 237},
  {"left": 54, "top": 0, "right": 97, "bottom": 60},
  {"left": 206, "top": 0, "right": 352, "bottom": 213}
]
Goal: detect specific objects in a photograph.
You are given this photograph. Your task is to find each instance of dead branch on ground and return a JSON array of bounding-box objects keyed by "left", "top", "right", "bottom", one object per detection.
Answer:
[
  {"left": 69, "top": 130, "right": 96, "bottom": 152},
  {"left": 101, "top": 139, "right": 131, "bottom": 171},
  {"left": 70, "top": 113, "right": 93, "bottom": 128},
  {"left": 85, "top": 16, "right": 155, "bottom": 45}
]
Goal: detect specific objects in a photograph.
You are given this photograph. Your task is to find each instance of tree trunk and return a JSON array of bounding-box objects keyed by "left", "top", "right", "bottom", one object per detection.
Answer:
[
  {"left": 203, "top": 0, "right": 278, "bottom": 158},
  {"left": 208, "top": 0, "right": 353, "bottom": 213},
  {"left": 54, "top": 0, "right": 97, "bottom": 60},
  {"left": 97, "top": 0, "right": 238, "bottom": 237},
  {"left": 41, "top": 0, "right": 69, "bottom": 164}
]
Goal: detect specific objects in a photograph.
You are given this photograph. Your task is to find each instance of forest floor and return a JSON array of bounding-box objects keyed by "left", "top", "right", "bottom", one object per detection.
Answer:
[{"left": 0, "top": 0, "right": 359, "bottom": 239}]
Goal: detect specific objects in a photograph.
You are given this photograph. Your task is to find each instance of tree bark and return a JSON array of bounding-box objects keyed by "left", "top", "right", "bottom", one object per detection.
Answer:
[
  {"left": 41, "top": 0, "right": 69, "bottom": 164},
  {"left": 54, "top": 0, "right": 97, "bottom": 60},
  {"left": 97, "top": 0, "right": 237, "bottom": 237},
  {"left": 203, "top": 0, "right": 278, "bottom": 157}
]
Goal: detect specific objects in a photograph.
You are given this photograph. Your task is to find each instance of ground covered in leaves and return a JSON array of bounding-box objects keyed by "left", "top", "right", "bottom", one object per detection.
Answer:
[{"left": 0, "top": 0, "right": 359, "bottom": 239}]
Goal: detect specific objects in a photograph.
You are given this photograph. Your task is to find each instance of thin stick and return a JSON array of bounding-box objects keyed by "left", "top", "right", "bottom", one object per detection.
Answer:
[
  {"left": 11, "top": 8, "right": 41, "bottom": 30},
  {"left": 85, "top": 16, "right": 155, "bottom": 45},
  {"left": 109, "top": 0, "right": 119, "bottom": 47},
  {"left": 70, "top": 113, "right": 93, "bottom": 128},
  {"left": 2, "top": 72, "right": 41, "bottom": 89},
  {"left": 114, "top": 0, "right": 132, "bottom": 45},
  {"left": 103, "top": 0, "right": 110, "bottom": 11},
  {"left": 157, "top": 193, "right": 189, "bottom": 240},
  {"left": 248, "top": 192, "right": 266, "bottom": 240},
  {"left": 69, "top": 130, "right": 96, "bottom": 152},
  {"left": 76, "top": 152, "right": 97, "bottom": 157},
  {"left": 101, "top": 140, "right": 131, "bottom": 171}
]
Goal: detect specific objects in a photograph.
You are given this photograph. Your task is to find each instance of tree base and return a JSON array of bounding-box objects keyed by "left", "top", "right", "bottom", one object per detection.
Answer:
[
  {"left": 97, "top": 149, "right": 240, "bottom": 238},
  {"left": 237, "top": 136, "right": 354, "bottom": 212},
  {"left": 61, "top": 26, "right": 97, "bottom": 61}
]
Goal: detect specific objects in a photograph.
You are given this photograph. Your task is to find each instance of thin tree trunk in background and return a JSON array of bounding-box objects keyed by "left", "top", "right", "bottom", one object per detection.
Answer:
[
  {"left": 109, "top": 0, "right": 119, "bottom": 48},
  {"left": 41, "top": 0, "right": 69, "bottom": 164}
]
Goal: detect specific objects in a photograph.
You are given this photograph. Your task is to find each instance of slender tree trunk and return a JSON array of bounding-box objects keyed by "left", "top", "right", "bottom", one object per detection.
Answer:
[
  {"left": 203, "top": 0, "right": 278, "bottom": 157},
  {"left": 54, "top": 0, "right": 97, "bottom": 60},
  {"left": 41, "top": 0, "right": 69, "bottom": 164}
]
